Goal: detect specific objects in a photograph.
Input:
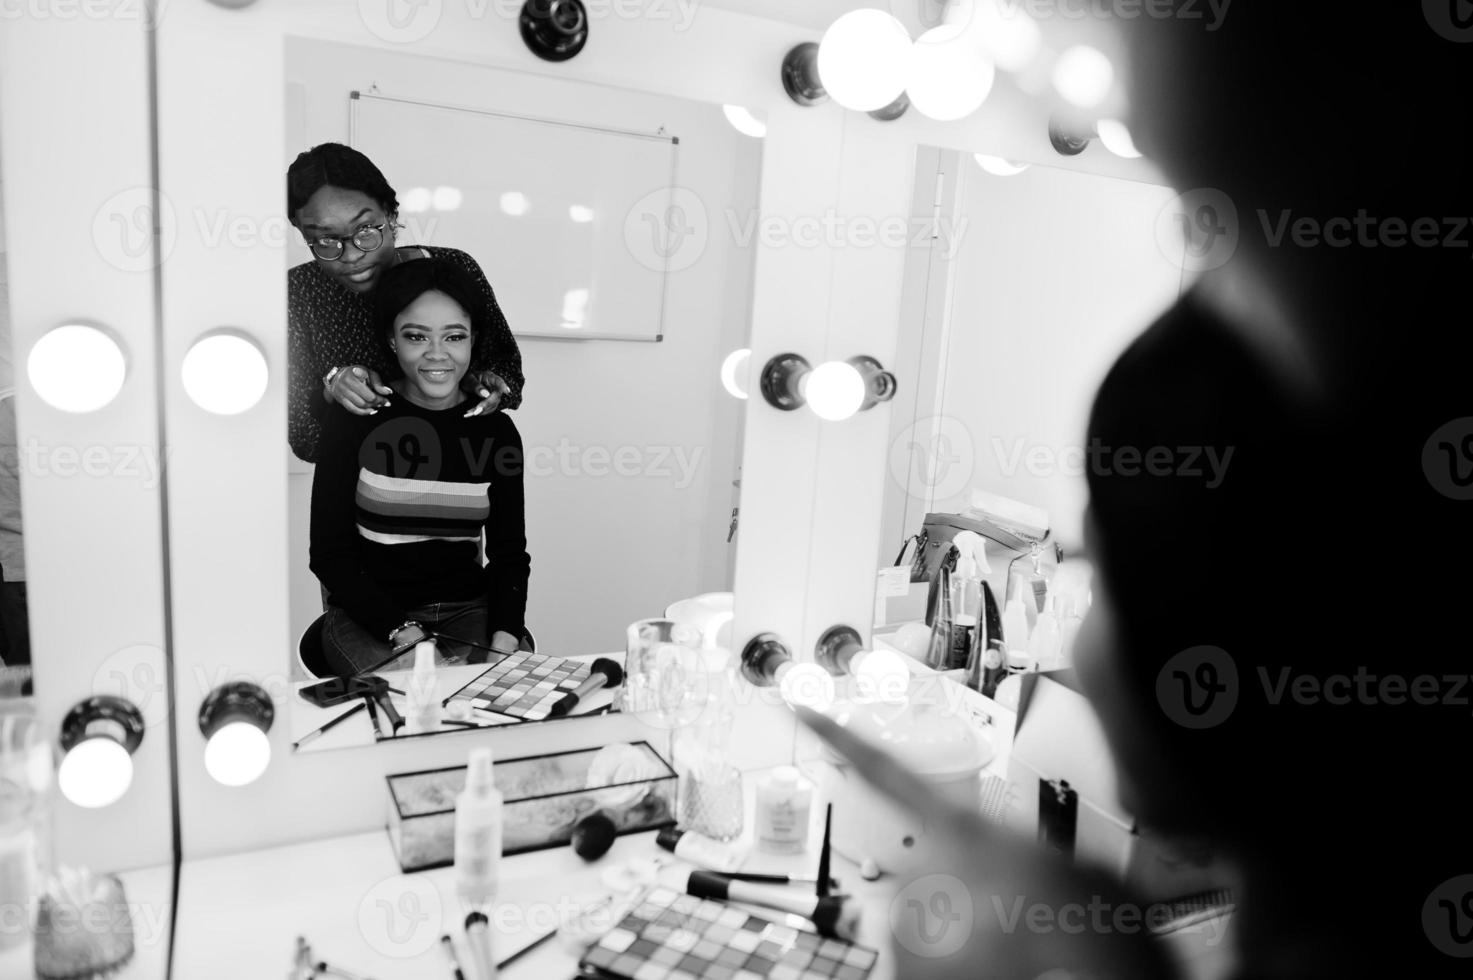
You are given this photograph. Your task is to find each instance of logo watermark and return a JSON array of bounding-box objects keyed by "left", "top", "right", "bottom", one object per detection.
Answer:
[
  {"left": 1423, "top": 418, "right": 1473, "bottom": 500},
  {"left": 889, "top": 415, "right": 976, "bottom": 502},
  {"left": 1, "top": 894, "right": 171, "bottom": 950},
  {"left": 0, "top": 0, "right": 150, "bottom": 22},
  {"left": 891, "top": 873, "right": 974, "bottom": 958},
  {"left": 1423, "top": 874, "right": 1473, "bottom": 957},
  {"left": 1423, "top": 0, "right": 1473, "bottom": 42},
  {"left": 91, "top": 645, "right": 171, "bottom": 731},
  {"left": 1155, "top": 187, "right": 1238, "bottom": 273},
  {"left": 1156, "top": 645, "right": 1238, "bottom": 728},
  {"left": 358, "top": 875, "right": 443, "bottom": 958},
  {"left": 4, "top": 439, "right": 169, "bottom": 490},
  {"left": 1258, "top": 209, "right": 1473, "bottom": 255}
]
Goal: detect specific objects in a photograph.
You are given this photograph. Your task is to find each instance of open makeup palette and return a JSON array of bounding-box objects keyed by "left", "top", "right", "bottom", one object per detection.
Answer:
[
  {"left": 442, "top": 650, "right": 593, "bottom": 722},
  {"left": 578, "top": 886, "right": 879, "bottom": 980}
]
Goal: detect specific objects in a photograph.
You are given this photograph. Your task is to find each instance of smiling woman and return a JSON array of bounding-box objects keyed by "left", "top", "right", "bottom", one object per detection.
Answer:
[
  {"left": 285, "top": 142, "right": 526, "bottom": 463},
  {"left": 308, "top": 258, "right": 530, "bottom": 679}
]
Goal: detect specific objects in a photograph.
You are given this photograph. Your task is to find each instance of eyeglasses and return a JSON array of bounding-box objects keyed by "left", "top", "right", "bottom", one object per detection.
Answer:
[{"left": 303, "top": 222, "right": 398, "bottom": 261}]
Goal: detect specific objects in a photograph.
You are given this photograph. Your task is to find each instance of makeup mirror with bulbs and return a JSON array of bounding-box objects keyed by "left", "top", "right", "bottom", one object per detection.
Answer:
[{"left": 280, "top": 37, "right": 763, "bottom": 749}]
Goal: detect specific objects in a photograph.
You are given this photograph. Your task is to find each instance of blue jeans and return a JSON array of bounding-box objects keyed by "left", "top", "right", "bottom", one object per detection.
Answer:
[{"left": 323, "top": 597, "right": 492, "bottom": 678}]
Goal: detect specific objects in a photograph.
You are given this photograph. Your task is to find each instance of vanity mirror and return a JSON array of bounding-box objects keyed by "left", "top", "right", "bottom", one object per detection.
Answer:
[
  {"left": 280, "top": 38, "right": 761, "bottom": 750},
  {"left": 874, "top": 144, "right": 1189, "bottom": 648}
]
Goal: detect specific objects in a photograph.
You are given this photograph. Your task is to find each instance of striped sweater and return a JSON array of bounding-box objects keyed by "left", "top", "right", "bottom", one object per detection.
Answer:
[{"left": 309, "top": 396, "right": 529, "bottom": 642}]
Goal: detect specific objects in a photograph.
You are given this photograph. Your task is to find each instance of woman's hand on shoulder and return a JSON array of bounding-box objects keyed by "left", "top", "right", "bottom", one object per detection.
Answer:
[
  {"left": 327, "top": 365, "right": 394, "bottom": 415},
  {"left": 463, "top": 370, "right": 511, "bottom": 418}
]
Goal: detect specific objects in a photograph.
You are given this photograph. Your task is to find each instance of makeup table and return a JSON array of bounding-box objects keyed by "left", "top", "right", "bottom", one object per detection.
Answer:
[{"left": 288, "top": 655, "right": 621, "bottom": 752}]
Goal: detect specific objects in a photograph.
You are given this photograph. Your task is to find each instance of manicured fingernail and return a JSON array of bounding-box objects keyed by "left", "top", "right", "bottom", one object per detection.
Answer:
[{"left": 464, "top": 407, "right": 481, "bottom": 417}]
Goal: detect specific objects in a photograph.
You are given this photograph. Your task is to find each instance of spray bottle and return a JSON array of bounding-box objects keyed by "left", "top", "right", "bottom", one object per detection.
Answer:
[
  {"left": 406, "top": 640, "right": 441, "bottom": 732},
  {"left": 946, "top": 532, "right": 990, "bottom": 671},
  {"left": 455, "top": 747, "right": 504, "bottom": 909}
]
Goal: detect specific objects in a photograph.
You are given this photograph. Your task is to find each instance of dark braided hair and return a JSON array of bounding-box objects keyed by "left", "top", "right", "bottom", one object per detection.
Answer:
[{"left": 286, "top": 142, "right": 399, "bottom": 226}]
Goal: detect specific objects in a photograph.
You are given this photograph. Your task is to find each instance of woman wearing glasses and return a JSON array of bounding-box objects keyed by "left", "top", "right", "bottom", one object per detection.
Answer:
[{"left": 286, "top": 142, "right": 525, "bottom": 463}]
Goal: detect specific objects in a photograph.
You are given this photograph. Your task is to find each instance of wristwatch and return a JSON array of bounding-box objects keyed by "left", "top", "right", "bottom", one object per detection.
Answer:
[{"left": 323, "top": 365, "right": 344, "bottom": 390}]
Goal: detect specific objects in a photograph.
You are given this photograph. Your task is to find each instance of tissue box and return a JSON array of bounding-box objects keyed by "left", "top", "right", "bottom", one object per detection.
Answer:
[
  {"left": 1003, "top": 671, "right": 1227, "bottom": 901},
  {"left": 386, "top": 741, "right": 677, "bottom": 872}
]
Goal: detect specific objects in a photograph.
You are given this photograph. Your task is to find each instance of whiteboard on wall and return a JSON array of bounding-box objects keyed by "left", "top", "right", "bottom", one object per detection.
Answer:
[{"left": 350, "top": 91, "right": 678, "bottom": 341}]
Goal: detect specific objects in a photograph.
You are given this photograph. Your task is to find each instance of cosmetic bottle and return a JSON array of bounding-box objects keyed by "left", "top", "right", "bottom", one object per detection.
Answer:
[
  {"left": 406, "top": 640, "right": 441, "bottom": 732},
  {"left": 1001, "top": 590, "right": 1032, "bottom": 664},
  {"left": 454, "top": 747, "right": 504, "bottom": 908},
  {"left": 922, "top": 565, "right": 954, "bottom": 671},
  {"left": 754, "top": 766, "right": 813, "bottom": 854},
  {"left": 656, "top": 827, "right": 747, "bottom": 873},
  {"left": 946, "top": 532, "right": 989, "bottom": 671},
  {"left": 1028, "top": 593, "right": 1063, "bottom": 670},
  {"left": 965, "top": 581, "right": 1009, "bottom": 698}
]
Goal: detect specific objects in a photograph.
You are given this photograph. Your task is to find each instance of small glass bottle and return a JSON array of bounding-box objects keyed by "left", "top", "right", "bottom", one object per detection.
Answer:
[{"left": 754, "top": 766, "right": 813, "bottom": 854}]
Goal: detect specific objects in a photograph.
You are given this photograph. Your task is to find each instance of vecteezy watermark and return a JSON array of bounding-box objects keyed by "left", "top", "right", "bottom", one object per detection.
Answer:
[
  {"left": 623, "top": 187, "right": 968, "bottom": 274},
  {"left": 1156, "top": 645, "right": 1238, "bottom": 729},
  {"left": 0, "top": 895, "right": 171, "bottom": 950},
  {"left": 92, "top": 187, "right": 442, "bottom": 273},
  {"left": 890, "top": 415, "right": 976, "bottom": 502},
  {"left": 891, "top": 874, "right": 974, "bottom": 959},
  {"left": 1259, "top": 666, "right": 1473, "bottom": 714},
  {"left": 1423, "top": 874, "right": 1473, "bottom": 957},
  {"left": 1002, "top": 0, "right": 1233, "bottom": 30},
  {"left": 525, "top": 441, "right": 706, "bottom": 489},
  {"left": 1423, "top": 0, "right": 1473, "bottom": 43},
  {"left": 1257, "top": 209, "right": 1473, "bottom": 255},
  {"left": 91, "top": 645, "right": 171, "bottom": 731},
  {"left": 0, "top": 0, "right": 151, "bottom": 22},
  {"left": 1155, "top": 187, "right": 1239, "bottom": 273},
  {"left": 358, "top": 0, "right": 701, "bottom": 45},
  {"left": 6, "top": 438, "right": 169, "bottom": 490},
  {"left": 991, "top": 438, "right": 1235, "bottom": 488},
  {"left": 358, "top": 875, "right": 444, "bottom": 958},
  {"left": 985, "top": 892, "right": 1233, "bottom": 946},
  {"left": 1422, "top": 418, "right": 1473, "bottom": 500}
]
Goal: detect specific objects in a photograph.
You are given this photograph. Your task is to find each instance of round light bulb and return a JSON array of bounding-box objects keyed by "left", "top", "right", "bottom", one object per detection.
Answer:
[
  {"left": 721, "top": 104, "right": 767, "bottom": 139},
  {"left": 970, "top": 0, "right": 1042, "bottom": 73},
  {"left": 803, "top": 361, "right": 865, "bottom": 421},
  {"left": 974, "top": 154, "right": 1029, "bottom": 176},
  {"left": 817, "top": 9, "right": 912, "bottom": 112},
  {"left": 720, "top": 348, "right": 751, "bottom": 400},
  {"left": 400, "top": 187, "right": 432, "bottom": 214},
  {"left": 181, "top": 333, "right": 269, "bottom": 415},
  {"left": 432, "top": 186, "right": 463, "bottom": 211},
  {"left": 499, "top": 192, "right": 530, "bottom": 217},
  {"left": 853, "top": 649, "right": 911, "bottom": 703},
  {"left": 779, "top": 663, "right": 836, "bottom": 711},
  {"left": 1051, "top": 45, "right": 1114, "bottom": 109},
  {"left": 1096, "top": 118, "right": 1141, "bottom": 158},
  {"left": 57, "top": 737, "right": 133, "bottom": 809},
  {"left": 28, "top": 324, "right": 127, "bottom": 413},
  {"left": 907, "top": 25, "right": 995, "bottom": 122},
  {"left": 203, "top": 720, "right": 272, "bottom": 787}
]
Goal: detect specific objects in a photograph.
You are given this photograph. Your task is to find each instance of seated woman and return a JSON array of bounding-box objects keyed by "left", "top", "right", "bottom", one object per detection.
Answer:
[{"left": 309, "top": 258, "right": 530, "bottom": 678}]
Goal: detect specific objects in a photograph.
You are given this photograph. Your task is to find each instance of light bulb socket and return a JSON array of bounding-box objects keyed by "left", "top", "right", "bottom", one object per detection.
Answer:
[
  {"left": 520, "top": 0, "right": 589, "bottom": 62},
  {"left": 741, "top": 633, "right": 793, "bottom": 687},
  {"left": 781, "top": 43, "right": 828, "bottom": 106},
  {"left": 199, "top": 681, "right": 274, "bottom": 741},
  {"left": 847, "top": 355, "right": 898, "bottom": 410},
  {"left": 60, "top": 697, "right": 144, "bottom": 756},
  {"left": 1048, "top": 116, "right": 1092, "bottom": 156},
  {"left": 815, "top": 625, "right": 863, "bottom": 676},
  {"left": 867, "top": 92, "right": 909, "bottom": 122},
  {"left": 760, "top": 353, "right": 811, "bottom": 412}
]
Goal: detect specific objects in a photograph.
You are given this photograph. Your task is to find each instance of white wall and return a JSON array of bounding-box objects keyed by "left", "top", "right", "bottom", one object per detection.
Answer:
[
  {"left": 282, "top": 39, "right": 756, "bottom": 658},
  {"left": 883, "top": 154, "right": 1187, "bottom": 557}
]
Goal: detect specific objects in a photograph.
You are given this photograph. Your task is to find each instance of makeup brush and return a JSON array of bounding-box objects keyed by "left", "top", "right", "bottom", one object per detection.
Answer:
[
  {"left": 816, "top": 803, "right": 833, "bottom": 898},
  {"left": 685, "top": 870, "right": 862, "bottom": 941},
  {"left": 548, "top": 658, "right": 623, "bottom": 717}
]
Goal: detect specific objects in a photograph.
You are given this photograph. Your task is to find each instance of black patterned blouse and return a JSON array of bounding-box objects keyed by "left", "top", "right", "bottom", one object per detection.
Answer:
[{"left": 287, "top": 245, "right": 525, "bottom": 463}]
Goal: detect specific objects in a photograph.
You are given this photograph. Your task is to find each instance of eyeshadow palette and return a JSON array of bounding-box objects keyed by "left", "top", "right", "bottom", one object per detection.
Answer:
[
  {"left": 579, "top": 886, "right": 878, "bottom": 980},
  {"left": 443, "top": 650, "right": 592, "bottom": 721}
]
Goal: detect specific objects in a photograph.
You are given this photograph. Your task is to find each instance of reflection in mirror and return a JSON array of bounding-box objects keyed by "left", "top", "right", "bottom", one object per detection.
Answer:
[
  {"left": 875, "top": 146, "right": 1185, "bottom": 673},
  {"left": 0, "top": 147, "right": 30, "bottom": 700},
  {"left": 281, "top": 40, "right": 760, "bottom": 750}
]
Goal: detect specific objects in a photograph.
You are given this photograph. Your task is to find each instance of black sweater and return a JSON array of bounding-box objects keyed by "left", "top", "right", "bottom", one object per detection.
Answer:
[{"left": 309, "top": 397, "right": 529, "bottom": 643}]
